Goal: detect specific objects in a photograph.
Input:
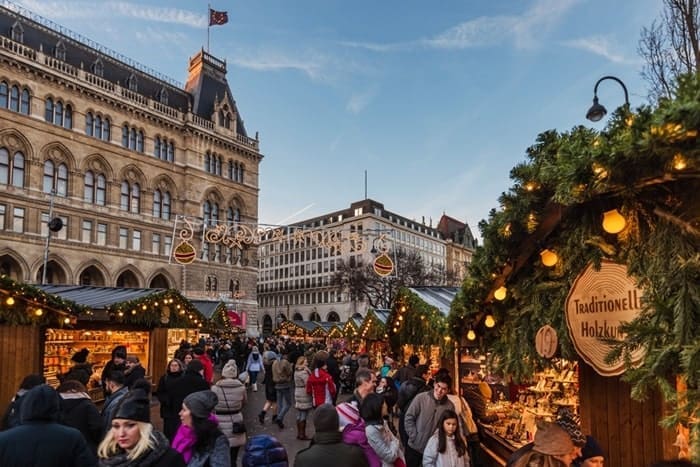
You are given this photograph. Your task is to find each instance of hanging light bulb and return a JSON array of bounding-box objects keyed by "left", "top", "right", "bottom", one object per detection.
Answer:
[
  {"left": 63, "top": 317, "right": 70, "bottom": 324},
  {"left": 540, "top": 249, "right": 559, "bottom": 267},
  {"left": 484, "top": 314, "right": 496, "bottom": 328},
  {"left": 34, "top": 308, "right": 43, "bottom": 316},
  {"left": 602, "top": 209, "right": 626, "bottom": 234},
  {"left": 494, "top": 286, "right": 507, "bottom": 301},
  {"left": 467, "top": 329, "right": 477, "bottom": 341},
  {"left": 6, "top": 296, "right": 15, "bottom": 305}
]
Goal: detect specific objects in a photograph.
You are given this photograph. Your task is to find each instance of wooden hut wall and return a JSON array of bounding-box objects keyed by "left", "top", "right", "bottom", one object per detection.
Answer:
[
  {"left": 149, "top": 328, "right": 169, "bottom": 388},
  {"left": 579, "top": 361, "right": 675, "bottom": 467},
  {"left": 0, "top": 325, "right": 41, "bottom": 416}
]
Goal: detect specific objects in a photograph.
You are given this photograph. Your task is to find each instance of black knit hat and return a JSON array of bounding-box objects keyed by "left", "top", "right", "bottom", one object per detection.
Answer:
[
  {"left": 580, "top": 435, "right": 604, "bottom": 460},
  {"left": 313, "top": 404, "right": 339, "bottom": 432},
  {"left": 71, "top": 348, "right": 89, "bottom": 363},
  {"left": 112, "top": 345, "right": 127, "bottom": 360},
  {"left": 556, "top": 407, "right": 586, "bottom": 447},
  {"left": 184, "top": 390, "right": 218, "bottom": 419},
  {"left": 113, "top": 389, "right": 151, "bottom": 423}
]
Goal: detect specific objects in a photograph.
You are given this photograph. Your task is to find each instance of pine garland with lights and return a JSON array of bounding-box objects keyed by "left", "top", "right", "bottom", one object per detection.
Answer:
[
  {"left": 389, "top": 288, "right": 453, "bottom": 356},
  {"left": 108, "top": 288, "right": 206, "bottom": 328},
  {"left": 0, "top": 275, "right": 85, "bottom": 326},
  {"left": 449, "top": 74, "right": 700, "bottom": 459}
]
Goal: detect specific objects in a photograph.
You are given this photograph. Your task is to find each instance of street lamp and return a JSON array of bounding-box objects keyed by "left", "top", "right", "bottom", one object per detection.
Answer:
[{"left": 586, "top": 75, "right": 630, "bottom": 122}]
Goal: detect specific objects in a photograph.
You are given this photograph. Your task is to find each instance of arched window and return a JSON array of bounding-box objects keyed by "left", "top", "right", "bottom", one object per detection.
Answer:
[
  {"left": 293, "top": 313, "right": 303, "bottom": 321},
  {"left": 103, "top": 118, "right": 111, "bottom": 141},
  {"left": 203, "top": 201, "right": 211, "bottom": 225},
  {"left": 96, "top": 174, "right": 106, "bottom": 205},
  {"left": 238, "top": 164, "right": 244, "bottom": 184},
  {"left": 309, "top": 311, "right": 322, "bottom": 321},
  {"left": 120, "top": 181, "right": 140, "bottom": 213},
  {"left": 85, "top": 113, "right": 93, "bottom": 137},
  {"left": 9, "top": 85, "right": 19, "bottom": 112},
  {"left": 152, "top": 190, "right": 171, "bottom": 220},
  {"left": 136, "top": 130, "right": 144, "bottom": 152},
  {"left": 92, "top": 59, "right": 104, "bottom": 77},
  {"left": 159, "top": 88, "right": 168, "bottom": 105},
  {"left": 166, "top": 142, "right": 174, "bottom": 162},
  {"left": 45, "top": 98, "right": 72, "bottom": 128},
  {"left": 0, "top": 81, "right": 7, "bottom": 108},
  {"left": 205, "top": 275, "right": 218, "bottom": 292},
  {"left": 228, "top": 160, "right": 234, "bottom": 180},
  {"left": 94, "top": 115, "right": 102, "bottom": 137},
  {"left": 153, "top": 190, "right": 161, "bottom": 217},
  {"left": 204, "top": 152, "right": 211, "bottom": 173},
  {"left": 45, "top": 97, "right": 54, "bottom": 122},
  {"left": 154, "top": 137, "right": 161, "bottom": 158},
  {"left": 54, "top": 41, "right": 66, "bottom": 61},
  {"left": 327, "top": 311, "right": 340, "bottom": 322},
  {"left": 131, "top": 183, "right": 140, "bottom": 213},
  {"left": 83, "top": 171, "right": 105, "bottom": 204},
  {"left": 43, "top": 160, "right": 68, "bottom": 196},
  {"left": 0, "top": 148, "right": 25, "bottom": 188},
  {"left": 126, "top": 74, "right": 138, "bottom": 92},
  {"left": 11, "top": 22, "right": 23, "bottom": 43},
  {"left": 20, "top": 88, "right": 30, "bottom": 115},
  {"left": 162, "top": 191, "right": 171, "bottom": 220},
  {"left": 122, "top": 125, "right": 129, "bottom": 147},
  {"left": 120, "top": 181, "right": 129, "bottom": 210}
]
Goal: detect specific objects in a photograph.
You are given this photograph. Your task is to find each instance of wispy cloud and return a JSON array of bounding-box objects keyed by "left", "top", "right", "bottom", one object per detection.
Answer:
[
  {"left": 563, "top": 36, "right": 640, "bottom": 65},
  {"left": 343, "top": 0, "right": 580, "bottom": 52},
  {"left": 15, "top": 0, "right": 206, "bottom": 28},
  {"left": 346, "top": 88, "right": 377, "bottom": 114},
  {"left": 134, "top": 28, "right": 190, "bottom": 48},
  {"left": 231, "top": 52, "right": 328, "bottom": 81}
]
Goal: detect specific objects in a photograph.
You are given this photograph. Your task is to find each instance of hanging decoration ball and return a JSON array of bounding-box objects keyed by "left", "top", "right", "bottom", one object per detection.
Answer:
[
  {"left": 467, "top": 329, "right": 477, "bottom": 341},
  {"left": 602, "top": 209, "right": 627, "bottom": 234},
  {"left": 494, "top": 286, "right": 507, "bottom": 301},
  {"left": 540, "top": 249, "right": 559, "bottom": 267},
  {"left": 6, "top": 296, "right": 15, "bottom": 305},
  {"left": 484, "top": 314, "right": 496, "bottom": 328}
]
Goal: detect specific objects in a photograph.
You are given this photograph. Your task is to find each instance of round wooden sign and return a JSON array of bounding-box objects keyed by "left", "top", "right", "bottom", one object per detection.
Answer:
[{"left": 535, "top": 325, "right": 558, "bottom": 358}]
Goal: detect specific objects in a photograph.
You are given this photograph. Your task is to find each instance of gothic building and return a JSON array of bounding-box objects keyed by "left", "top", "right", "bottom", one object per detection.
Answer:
[{"left": 0, "top": 4, "right": 262, "bottom": 332}]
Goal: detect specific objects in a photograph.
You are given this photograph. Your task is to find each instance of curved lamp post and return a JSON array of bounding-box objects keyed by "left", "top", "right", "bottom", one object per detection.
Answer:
[{"left": 586, "top": 75, "right": 630, "bottom": 122}]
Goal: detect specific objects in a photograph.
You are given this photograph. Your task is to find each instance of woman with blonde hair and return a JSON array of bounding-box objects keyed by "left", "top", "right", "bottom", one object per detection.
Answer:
[
  {"left": 293, "top": 355, "right": 313, "bottom": 440},
  {"left": 98, "top": 389, "right": 185, "bottom": 466}
]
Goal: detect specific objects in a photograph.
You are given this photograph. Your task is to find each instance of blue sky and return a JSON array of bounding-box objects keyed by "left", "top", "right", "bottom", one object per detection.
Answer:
[{"left": 15, "top": 0, "right": 662, "bottom": 237}]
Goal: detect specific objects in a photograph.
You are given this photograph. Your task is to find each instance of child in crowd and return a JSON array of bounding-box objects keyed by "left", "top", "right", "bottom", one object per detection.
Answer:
[{"left": 422, "top": 409, "right": 470, "bottom": 467}]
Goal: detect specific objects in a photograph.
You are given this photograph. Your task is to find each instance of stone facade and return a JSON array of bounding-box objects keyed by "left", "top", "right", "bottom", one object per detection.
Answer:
[{"left": 0, "top": 5, "right": 261, "bottom": 333}]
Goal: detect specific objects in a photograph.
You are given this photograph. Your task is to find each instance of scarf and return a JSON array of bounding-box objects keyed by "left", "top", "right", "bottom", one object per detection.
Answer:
[
  {"left": 172, "top": 414, "right": 218, "bottom": 463},
  {"left": 99, "top": 431, "right": 171, "bottom": 467}
]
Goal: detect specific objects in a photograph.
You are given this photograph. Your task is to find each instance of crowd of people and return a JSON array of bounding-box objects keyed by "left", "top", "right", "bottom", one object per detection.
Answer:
[{"left": 0, "top": 335, "right": 698, "bottom": 467}]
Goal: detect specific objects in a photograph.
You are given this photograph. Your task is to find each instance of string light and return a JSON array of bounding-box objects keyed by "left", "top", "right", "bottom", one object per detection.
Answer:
[
  {"left": 6, "top": 297, "right": 15, "bottom": 305},
  {"left": 467, "top": 329, "right": 476, "bottom": 341},
  {"left": 34, "top": 308, "right": 43, "bottom": 316},
  {"left": 540, "top": 249, "right": 559, "bottom": 267},
  {"left": 485, "top": 314, "right": 496, "bottom": 328},
  {"left": 494, "top": 286, "right": 507, "bottom": 301},
  {"left": 602, "top": 209, "right": 626, "bottom": 234}
]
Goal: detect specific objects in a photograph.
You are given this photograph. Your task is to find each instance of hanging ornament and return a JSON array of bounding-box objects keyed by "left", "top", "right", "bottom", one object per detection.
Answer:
[
  {"left": 467, "top": 329, "right": 476, "bottom": 341},
  {"left": 602, "top": 209, "right": 626, "bottom": 234},
  {"left": 535, "top": 325, "right": 558, "bottom": 358},
  {"left": 484, "top": 314, "right": 496, "bottom": 328},
  {"left": 494, "top": 286, "right": 507, "bottom": 301},
  {"left": 540, "top": 249, "right": 559, "bottom": 267},
  {"left": 373, "top": 253, "right": 394, "bottom": 277},
  {"left": 173, "top": 241, "right": 196, "bottom": 264}
]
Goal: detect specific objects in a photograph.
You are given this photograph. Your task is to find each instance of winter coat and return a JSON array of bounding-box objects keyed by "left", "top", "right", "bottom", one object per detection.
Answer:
[
  {"left": 306, "top": 367, "right": 336, "bottom": 407},
  {"left": 212, "top": 376, "right": 247, "bottom": 448},
  {"left": 293, "top": 366, "right": 313, "bottom": 410},
  {"left": 396, "top": 376, "right": 427, "bottom": 412},
  {"left": 423, "top": 431, "right": 470, "bottom": 467},
  {"left": 365, "top": 421, "right": 404, "bottom": 467},
  {"left": 0, "top": 385, "right": 96, "bottom": 467},
  {"left": 196, "top": 354, "right": 214, "bottom": 385},
  {"left": 163, "top": 370, "right": 210, "bottom": 424},
  {"left": 294, "top": 431, "right": 368, "bottom": 467},
  {"left": 404, "top": 391, "right": 455, "bottom": 452},
  {"left": 342, "top": 416, "right": 381, "bottom": 467},
  {"left": 0, "top": 388, "right": 29, "bottom": 430},
  {"left": 156, "top": 370, "right": 183, "bottom": 418},
  {"left": 187, "top": 432, "right": 230, "bottom": 467},
  {"left": 123, "top": 363, "right": 146, "bottom": 388},
  {"left": 272, "top": 358, "right": 293, "bottom": 388},
  {"left": 100, "top": 361, "right": 126, "bottom": 395},
  {"left": 395, "top": 364, "right": 417, "bottom": 384},
  {"left": 241, "top": 434, "right": 288, "bottom": 467},
  {"left": 246, "top": 351, "right": 263, "bottom": 373},
  {"left": 98, "top": 431, "right": 186, "bottom": 467},
  {"left": 62, "top": 362, "right": 94, "bottom": 386},
  {"left": 59, "top": 392, "right": 102, "bottom": 453},
  {"left": 101, "top": 385, "right": 129, "bottom": 436}
]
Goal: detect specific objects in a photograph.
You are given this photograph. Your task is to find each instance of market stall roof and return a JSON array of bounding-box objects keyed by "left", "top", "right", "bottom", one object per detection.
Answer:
[
  {"left": 359, "top": 309, "right": 391, "bottom": 339},
  {"left": 37, "top": 285, "right": 166, "bottom": 309},
  {"left": 407, "top": 287, "right": 460, "bottom": 317},
  {"left": 191, "top": 300, "right": 224, "bottom": 320},
  {"left": 343, "top": 317, "right": 362, "bottom": 336}
]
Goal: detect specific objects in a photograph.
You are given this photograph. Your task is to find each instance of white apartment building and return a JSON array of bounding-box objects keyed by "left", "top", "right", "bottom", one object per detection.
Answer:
[{"left": 256, "top": 199, "right": 476, "bottom": 334}]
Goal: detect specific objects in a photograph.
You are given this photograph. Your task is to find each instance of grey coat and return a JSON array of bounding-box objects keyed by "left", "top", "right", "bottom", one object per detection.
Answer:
[
  {"left": 404, "top": 391, "right": 455, "bottom": 452},
  {"left": 211, "top": 377, "right": 247, "bottom": 448},
  {"left": 187, "top": 433, "right": 230, "bottom": 467},
  {"left": 365, "top": 422, "right": 403, "bottom": 467},
  {"left": 294, "top": 366, "right": 313, "bottom": 410}
]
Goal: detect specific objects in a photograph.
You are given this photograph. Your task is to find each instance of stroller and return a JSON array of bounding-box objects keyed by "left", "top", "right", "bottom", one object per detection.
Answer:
[{"left": 339, "top": 364, "right": 354, "bottom": 394}]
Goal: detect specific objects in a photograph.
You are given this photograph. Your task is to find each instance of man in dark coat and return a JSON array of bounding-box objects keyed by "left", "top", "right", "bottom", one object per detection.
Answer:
[
  {"left": 295, "top": 404, "right": 368, "bottom": 467},
  {"left": 123, "top": 354, "right": 147, "bottom": 388},
  {"left": 100, "top": 345, "right": 126, "bottom": 396},
  {"left": 0, "top": 384, "right": 96, "bottom": 467},
  {"left": 325, "top": 349, "right": 342, "bottom": 404},
  {"left": 101, "top": 370, "right": 129, "bottom": 436},
  {"left": 396, "top": 364, "right": 430, "bottom": 450},
  {"left": 163, "top": 359, "right": 210, "bottom": 440},
  {"left": 395, "top": 354, "right": 420, "bottom": 384}
]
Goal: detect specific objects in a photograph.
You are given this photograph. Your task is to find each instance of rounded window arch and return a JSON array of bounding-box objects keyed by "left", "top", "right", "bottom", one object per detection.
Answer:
[
  {"left": 262, "top": 314, "right": 273, "bottom": 336},
  {"left": 78, "top": 265, "right": 106, "bottom": 286},
  {"left": 36, "top": 260, "right": 68, "bottom": 284},
  {"left": 292, "top": 313, "right": 303, "bottom": 321},
  {"left": 327, "top": 311, "right": 340, "bottom": 322},
  {"left": 0, "top": 253, "right": 25, "bottom": 280},
  {"left": 149, "top": 273, "right": 171, "bottom": 288},
  {"left": 309, "top": 311, "right": 321, "bottom": 322},
  {"left": 116, "top": 269, "right": 140, "bottom": 288}
]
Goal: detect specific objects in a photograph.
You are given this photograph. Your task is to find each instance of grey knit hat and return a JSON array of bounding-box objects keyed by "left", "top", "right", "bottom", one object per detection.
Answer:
[{"left": 184, "top": 390, "right": 218, "bottom": 419}]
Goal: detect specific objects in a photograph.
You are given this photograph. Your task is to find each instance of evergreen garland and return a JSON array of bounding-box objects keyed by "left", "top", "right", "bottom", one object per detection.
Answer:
[{"left": 449, "top": 74, "right": 700, "bottom": 458}]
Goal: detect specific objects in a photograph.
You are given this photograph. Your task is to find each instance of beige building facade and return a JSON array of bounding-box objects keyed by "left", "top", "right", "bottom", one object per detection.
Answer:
[{"left": 0, "top": 4, "right": 262, "bottom": 333}]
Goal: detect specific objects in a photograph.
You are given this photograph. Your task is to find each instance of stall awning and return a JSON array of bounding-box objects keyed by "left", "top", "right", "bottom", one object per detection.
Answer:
[
  {"left": 191, "top": 300, "right": 224, "bottom": 320},
  {"left": 37, "top": 285, "right": 166, "bottom": 309},
  {"left": 407, "top": 287, "right": 460, "bottom": 317}
]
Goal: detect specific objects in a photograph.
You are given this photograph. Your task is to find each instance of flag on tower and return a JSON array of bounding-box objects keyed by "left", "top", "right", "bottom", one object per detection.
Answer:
[{"left": 209, "top": 9, "right": 228, "bottom": 26}]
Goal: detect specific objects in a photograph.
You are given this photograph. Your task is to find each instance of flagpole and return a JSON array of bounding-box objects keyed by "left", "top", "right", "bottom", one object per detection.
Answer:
[{"left": 207, "top": 3, "right": 211, "bottom": 53}]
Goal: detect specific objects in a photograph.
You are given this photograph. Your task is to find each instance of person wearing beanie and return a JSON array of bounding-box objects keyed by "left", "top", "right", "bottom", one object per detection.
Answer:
[
  {"left": 573, "top": 436, "right": 604, "bottom": 467},
  {"left": 98, "top": 389, "right": 185, "bottom": 466},
  {"left": 511, "top": 422, "right": 579, "bottom": 467},
  {"left": 123, "top": 355, "right": 147, "bottom": 389},
  {"left": 101, "top": 345, "right": 127, "bottom": 396},
  {"left": 0, "top": 384, "right": 97, "bottom": 467},
  {"left": 57, "top": 379, "right": 102, "bottom": 455},
  {"left": 156, "top": 359, "right": 185, "bottom": 440},
  {"left": 294, "top": 404, "right": 369, "bottom": 467},
  {"left": 163, "top": 360, "right": 210, "bottom": 442},
  {"left": 194, "top": 346, "right": 214, "bottom": 385},
  {"left": 212, "top": 359, "right": 247, "bottom": 463},
  {"left": 61, "top": 348, "right": 93, "bottom": 386},
  {"left": 101, "top": 370, "right": 129, "bottom": 436},
  {"left": 0, "top": 373, "right": 46, "bottom": 430},
  {"left": 173, "top": 390, "right": 230, "bottom": 466}
]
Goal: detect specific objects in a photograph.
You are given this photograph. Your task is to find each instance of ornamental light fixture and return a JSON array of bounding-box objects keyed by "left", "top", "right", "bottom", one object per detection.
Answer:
[
  {"left": 586, "top": 75, "right": 630, "bottom": 122},
  {"left": 494, "top": 286, "right": 507, "bottom": 301},
  {"left": 484, "top": 314, "right": 496, "bottom": 328},
  {"left": 467, "top": 329, "right": 477, "bottom": 341},
  {"left": 540, "top": 249, "right": 559, "bottom": 267},
  {"left": 6, "top": 296, "right": 15, "bottom": 305},
  {"left": 602, "top": 209, "right": 626, "bottom": 234}
]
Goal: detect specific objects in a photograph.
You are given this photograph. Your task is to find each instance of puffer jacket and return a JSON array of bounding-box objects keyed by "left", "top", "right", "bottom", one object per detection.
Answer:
[
  {"left": 306, "top": 367, "right": 336, "bottom": 407},
  {"left": 294, "top": 366, "right": 313, "bottom": 410},
  {"left": 211, "top": 376, "right": 247, "bottom": 448},
  {"left": 241, "top": 434, "right": 288, "bottom": 467}
]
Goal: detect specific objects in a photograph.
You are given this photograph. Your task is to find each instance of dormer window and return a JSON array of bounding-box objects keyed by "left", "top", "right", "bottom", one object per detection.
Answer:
[
  {"left": 158, "top": 88, "right": 168, "bottom": 105},
  {"left": 54, "top": 41, "right": 66, "bottom": 61},
  {"left": 126, "top": 74, "right": 138, "bottom": 92},
  {"left": 92, "top": 59, "right": 104, "bottom": 77},
  {"left": 11, "top": 21, "right": 24, "bottom": 43}
]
